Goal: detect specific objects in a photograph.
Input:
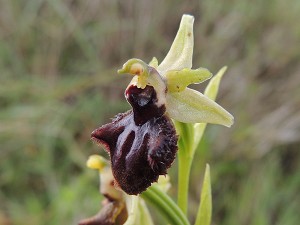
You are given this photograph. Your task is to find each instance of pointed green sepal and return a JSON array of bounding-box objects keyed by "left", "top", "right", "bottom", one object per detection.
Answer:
[
  {"left": 195, "top": 164, "right": 212, "bottom": 225},
  {"left": 166, "top": 88, "right": 234, "bottom": 127},
  {"left": 158, "top": 14, "right": 194, "bottom": 75},
  {"left": 166, "top": 68, "right": 212, "bottom": 92}
]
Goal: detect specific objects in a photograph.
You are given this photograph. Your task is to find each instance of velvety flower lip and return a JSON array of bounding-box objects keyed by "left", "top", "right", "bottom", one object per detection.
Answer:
[{"left": 91, "top": 84, "right": 177, "bottom": 195}]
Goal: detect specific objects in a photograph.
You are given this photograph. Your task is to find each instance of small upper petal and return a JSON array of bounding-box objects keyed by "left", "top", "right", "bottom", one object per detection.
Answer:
[{"left": 165, "top": 68, "right": 212, "bottom": 93}]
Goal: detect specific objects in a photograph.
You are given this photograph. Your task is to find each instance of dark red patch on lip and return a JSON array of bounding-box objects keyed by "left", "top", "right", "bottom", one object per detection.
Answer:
[{"left": 91, "top": 85, "right": 177, "bottom": 195}]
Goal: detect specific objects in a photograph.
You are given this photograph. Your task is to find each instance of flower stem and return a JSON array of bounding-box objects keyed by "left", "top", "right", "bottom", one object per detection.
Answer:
[
  {"left": 175, "top": 121, "right": 194, "bottom": 215},
  {"left": 141, "top": 186, "right": 190, "bottom": 225},
  {"left": 177, "top": 149, "right": 193, "bottom": 215}
]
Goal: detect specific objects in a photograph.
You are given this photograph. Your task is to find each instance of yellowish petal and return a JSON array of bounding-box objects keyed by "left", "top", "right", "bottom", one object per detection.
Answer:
[{"left": 165, "top": 68, "right": 212, "bottom": 92}]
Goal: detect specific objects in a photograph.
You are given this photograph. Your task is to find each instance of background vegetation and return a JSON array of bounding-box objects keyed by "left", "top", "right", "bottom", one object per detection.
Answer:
[{"left": 1, "top": 0, "right": 299, "bottom": 224}]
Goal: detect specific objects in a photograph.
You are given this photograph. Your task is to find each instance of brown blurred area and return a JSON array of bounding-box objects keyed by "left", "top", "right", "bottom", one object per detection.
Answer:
[{"left": 0, "top": 0, "right": 299, "bottom": 224}]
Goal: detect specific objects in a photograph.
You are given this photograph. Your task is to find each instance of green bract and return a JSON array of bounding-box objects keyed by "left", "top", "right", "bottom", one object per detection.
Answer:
[{"left": 118, "top": 14, "right": 234, "bottom": 127}]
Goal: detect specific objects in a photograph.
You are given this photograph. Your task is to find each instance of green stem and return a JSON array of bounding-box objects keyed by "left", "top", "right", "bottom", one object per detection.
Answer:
[
  {"left": 175, "top": 121, "right": 194, "bottom": 216},
  {"left": 177, "top": 149, "right": 192, "bottom": 215},
  {"left": 141, "top": 186, "right": 190, "bottom": 225}
]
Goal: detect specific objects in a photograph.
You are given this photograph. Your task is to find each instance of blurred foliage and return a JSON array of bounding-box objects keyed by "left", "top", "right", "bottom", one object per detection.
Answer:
[{"left": 0, "top": 0, "right": 299, "bottom": 224}]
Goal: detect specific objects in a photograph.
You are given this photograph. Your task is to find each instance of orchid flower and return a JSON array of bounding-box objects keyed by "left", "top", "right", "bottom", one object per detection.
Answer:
[
  {"left": 118, "top": 15, "right": 233, "bottom": 126},
  {"left": 91, "top": 14, "right": 233, "bottom": 197}
]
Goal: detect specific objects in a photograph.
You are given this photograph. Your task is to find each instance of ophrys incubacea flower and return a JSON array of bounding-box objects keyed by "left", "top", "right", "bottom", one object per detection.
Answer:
[{"left": 91, "top": 14, "right": 233, "bottom": 195}]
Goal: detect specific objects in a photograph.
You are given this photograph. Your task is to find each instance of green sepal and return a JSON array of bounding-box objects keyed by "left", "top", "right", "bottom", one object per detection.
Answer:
[
  {"left": 166, "top": 88, "right": 234, "bottom": 127},
  {"left": 166, "top": 68, "right": 212, "bottom": 92},
  {"left": 158, "top": 15, "right": 194, "bottom": 75}
]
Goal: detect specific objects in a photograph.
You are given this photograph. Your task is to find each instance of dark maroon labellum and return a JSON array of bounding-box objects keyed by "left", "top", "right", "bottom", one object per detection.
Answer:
[{"left": 91, "top": 85, "right": 178, "bottom": 195}]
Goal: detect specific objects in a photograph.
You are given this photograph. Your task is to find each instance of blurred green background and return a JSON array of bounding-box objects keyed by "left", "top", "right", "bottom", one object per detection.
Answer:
[{"left": 1, "top": 0, "right": 300, "bottom": 224}]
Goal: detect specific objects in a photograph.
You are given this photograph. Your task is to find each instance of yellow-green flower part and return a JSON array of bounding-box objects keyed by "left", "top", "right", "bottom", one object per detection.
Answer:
[{"left": 118, "top": 14, "right": 234, "bottom": 127}]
